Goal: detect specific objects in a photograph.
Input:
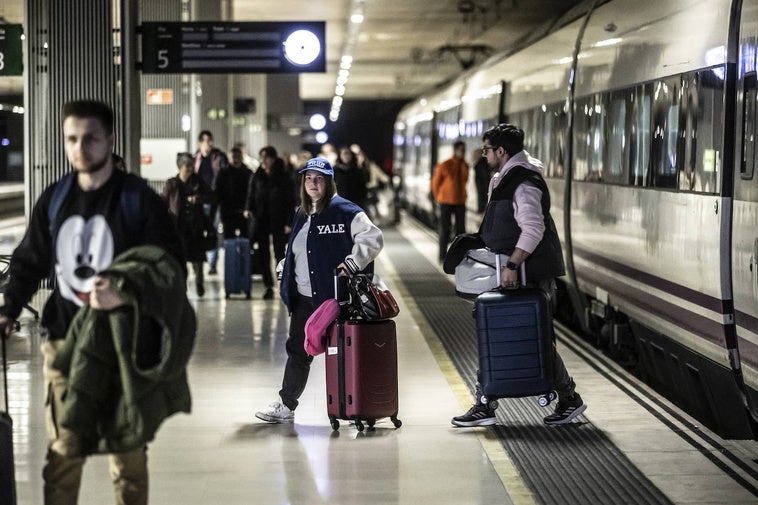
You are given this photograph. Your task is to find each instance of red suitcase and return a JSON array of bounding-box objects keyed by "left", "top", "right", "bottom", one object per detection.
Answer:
[{"left": 325, "top": 314, "right": 402, "bottom": 432}]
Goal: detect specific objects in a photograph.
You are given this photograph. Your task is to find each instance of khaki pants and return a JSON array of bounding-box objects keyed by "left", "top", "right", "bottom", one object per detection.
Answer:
[{"left": 41, "top": 340, "right": 149, "bottom": 505}]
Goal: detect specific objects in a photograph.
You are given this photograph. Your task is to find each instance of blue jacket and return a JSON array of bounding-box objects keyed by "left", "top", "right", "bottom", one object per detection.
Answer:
[{"left": 280, "top": 196, "right": 382, "bottom": 310}]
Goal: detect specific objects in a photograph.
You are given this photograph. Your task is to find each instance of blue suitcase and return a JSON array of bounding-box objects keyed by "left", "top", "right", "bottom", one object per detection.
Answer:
[
  {"left": 224, "top": 237, "right": 251, "bottom": 299},
  {"left": 474, "top": 262, "right": 556, "bottom": 407}
]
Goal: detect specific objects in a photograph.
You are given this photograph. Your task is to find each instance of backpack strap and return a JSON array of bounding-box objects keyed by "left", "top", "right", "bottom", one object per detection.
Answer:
[
  {"left": 47, "top": 172, "right": 76, "bottom": 238},
  {"left": 120, "top": 174, "right": 146, "bottom": 240}
]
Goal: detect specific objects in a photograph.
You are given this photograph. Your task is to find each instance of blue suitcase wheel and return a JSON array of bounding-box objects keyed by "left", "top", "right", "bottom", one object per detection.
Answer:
[{"left": 538, "top": 395, "right": 550, "bottom": 407}]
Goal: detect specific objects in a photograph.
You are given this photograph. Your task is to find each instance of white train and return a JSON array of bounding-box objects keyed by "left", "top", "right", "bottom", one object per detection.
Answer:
[{"left": 394, "top": 0, "right": 758, "bottom": 439}]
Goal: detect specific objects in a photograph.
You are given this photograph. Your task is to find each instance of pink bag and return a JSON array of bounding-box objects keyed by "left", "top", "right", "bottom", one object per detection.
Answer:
[{"left": 304, "top": 298, "right": 340, "bottom": 356}]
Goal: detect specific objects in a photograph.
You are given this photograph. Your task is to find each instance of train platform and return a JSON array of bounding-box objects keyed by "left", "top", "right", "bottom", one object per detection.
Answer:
[{"left": 2, "top": 214, "right": 758, "bottom": 505}]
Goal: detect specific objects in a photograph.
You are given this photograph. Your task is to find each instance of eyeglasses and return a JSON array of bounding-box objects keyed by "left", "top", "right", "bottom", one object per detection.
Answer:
[
  {"left": 305, "top": 174, "right": 326, "bottom": 184},
  {"left": 481, "top": 145, "right": 498, "bottom": 155}
]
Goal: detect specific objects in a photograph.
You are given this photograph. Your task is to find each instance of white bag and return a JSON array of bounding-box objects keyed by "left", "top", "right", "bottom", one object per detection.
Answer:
[{"left": 454, "top": 248, "right": 506, "bottom": 298}]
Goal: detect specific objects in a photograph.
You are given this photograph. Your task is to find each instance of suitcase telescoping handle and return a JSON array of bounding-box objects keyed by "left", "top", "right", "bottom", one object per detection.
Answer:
[
  {"left": 1, "top": 324, "right": 8, "bottom": 413},
  {"left": 494, "top": 252, "right": 527, "bottom": 288}
]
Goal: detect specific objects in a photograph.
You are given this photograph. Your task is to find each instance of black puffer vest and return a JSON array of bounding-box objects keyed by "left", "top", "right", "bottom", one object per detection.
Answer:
[{"left": 479, "top": 165, "right": 565, "bottom": 282}]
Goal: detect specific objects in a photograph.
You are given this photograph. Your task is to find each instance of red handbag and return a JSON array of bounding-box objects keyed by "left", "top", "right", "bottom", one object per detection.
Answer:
[{"left": 347, "top": 274, "right": 400, "bottom": 320}]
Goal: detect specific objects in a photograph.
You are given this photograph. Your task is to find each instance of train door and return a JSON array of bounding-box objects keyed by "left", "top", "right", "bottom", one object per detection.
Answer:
[{"left": 734, "top": 0, "right": 758, "bottom": 428}]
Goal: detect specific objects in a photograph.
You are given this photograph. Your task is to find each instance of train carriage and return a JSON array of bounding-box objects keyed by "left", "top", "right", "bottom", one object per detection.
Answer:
[{"left": 394, "top": 0, "right": 758, "bottom": 439}]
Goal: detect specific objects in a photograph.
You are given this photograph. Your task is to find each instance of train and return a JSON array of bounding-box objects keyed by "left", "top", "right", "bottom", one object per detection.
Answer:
[{"left": 393, "top": 0, "right": 758, "bottom": 440}]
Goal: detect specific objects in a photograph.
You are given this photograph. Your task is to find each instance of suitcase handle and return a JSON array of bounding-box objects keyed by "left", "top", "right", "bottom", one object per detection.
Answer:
[
  {"left": 1, "top": 324, "right": 8, "bottom": 413},
  {"left": 493, "top": 251, "right": 527, "bottom": 288}
]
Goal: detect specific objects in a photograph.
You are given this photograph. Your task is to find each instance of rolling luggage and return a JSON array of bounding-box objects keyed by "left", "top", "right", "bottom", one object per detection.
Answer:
[
  {"left": 1, "top": 336, "right": 17, "bottom": 505},
  {"left": 474, "top": 261, "right": 557, "bottom": 407},
  {"left": 224, "top": 237, "right": 251, "bottom": 299},
  {"left": 324, "top": 273, "right": 402, "bottom": 432}
]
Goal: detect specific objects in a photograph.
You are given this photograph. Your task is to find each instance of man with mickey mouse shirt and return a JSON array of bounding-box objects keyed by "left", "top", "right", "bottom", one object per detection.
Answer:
[{"left": 0, "top": 100, "right": 184, "bottom": 505}]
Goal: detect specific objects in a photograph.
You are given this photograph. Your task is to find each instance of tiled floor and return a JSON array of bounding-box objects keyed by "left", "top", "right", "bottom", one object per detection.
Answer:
[{"left": 3, "top": 215, "right": 758, "bottom": 504}]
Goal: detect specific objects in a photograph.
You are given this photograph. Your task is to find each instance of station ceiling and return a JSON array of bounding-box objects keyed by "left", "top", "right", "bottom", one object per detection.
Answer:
[{"left": 0, "top": 0, "right": 585, "bottom": 101}]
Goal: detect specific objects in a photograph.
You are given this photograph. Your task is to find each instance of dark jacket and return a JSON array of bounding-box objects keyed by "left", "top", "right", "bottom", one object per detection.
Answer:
[
  {"left": 162, "top": 174, "right": 215, "bottom": 262},
  {"left": 53, "top": 245, "right": 195, "bottom": 455},
  {"left": 0, "top": 170, "right": 184, "bottom": 341},
  {"left": 334, "top": 159, "right": 368, "bottom": 210},
  {"left": 244, "top": 158, "right": 296, "bottom": 236},
  {"left": 480, "top": 165, "right": 565, "bottom": 282},
  {"left": 215, "top": 164, "right": 253, "bottom": 223}
]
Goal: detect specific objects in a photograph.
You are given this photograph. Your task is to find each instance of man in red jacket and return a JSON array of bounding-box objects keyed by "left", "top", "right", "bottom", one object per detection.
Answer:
[{"left": 431, "top": 140, "right": 469, "bottom": 262}]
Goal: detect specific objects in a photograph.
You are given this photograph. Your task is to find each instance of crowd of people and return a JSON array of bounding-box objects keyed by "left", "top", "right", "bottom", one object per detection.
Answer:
[{"left": 159, "top": 131, "right": 394, "bottom": 300}]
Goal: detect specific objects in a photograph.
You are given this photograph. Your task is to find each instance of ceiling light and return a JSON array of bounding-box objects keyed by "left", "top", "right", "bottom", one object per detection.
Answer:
[
  {"left": 315, "top": 131, "right": 329, "bottom": 143},
  {"left": 283, "top": 30, "right": 322, "bottom": 66},
  {"left": 335, "top": 85, "right": 346, "bottom": 96},
  {"left": 310, "top": 114, "right": 327, "bottom": 130},
  {"left": 351, "top": 14, "right": 364, "bottom": 23}
]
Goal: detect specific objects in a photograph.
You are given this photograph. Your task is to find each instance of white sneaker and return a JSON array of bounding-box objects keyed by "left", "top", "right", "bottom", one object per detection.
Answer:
[{"left": 255, "top": 401, "right": 294, "bottom": 423}]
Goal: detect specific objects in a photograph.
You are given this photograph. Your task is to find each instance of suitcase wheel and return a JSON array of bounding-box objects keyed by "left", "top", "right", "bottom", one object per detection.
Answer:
[
  {"left": 225, "top": 292, "right": 230, "bottom": 299},
  {"left": 367, "top": 419, "right": 376, "bottom": 428},
  {"left": 391, "top": 416, "right": 402, "bottom": 429},
  {"left": 538, "top": 391, "right": 557, "bottom": 408},
  {"left": 245, "top": 291, "right": 251, "bottom": 299},
  {"left": 355, "top": 419, "right": 365, "bottom": 432},
  {"left": 329, "top": 416, "right": 339, "bottom": 431}
]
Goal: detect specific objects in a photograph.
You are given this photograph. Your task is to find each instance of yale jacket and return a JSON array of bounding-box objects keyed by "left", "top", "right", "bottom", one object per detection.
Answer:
[
  {"left": 280, "top": 195, "right": 383, "bottom": 311},
  {"left": 53, "top": 245, "right": 196, "bottom": 455}
]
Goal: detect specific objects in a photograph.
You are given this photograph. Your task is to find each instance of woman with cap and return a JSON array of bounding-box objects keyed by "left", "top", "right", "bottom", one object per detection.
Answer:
[
  {"left": 162, "top": 152, "right": 216, "bottom": 297},
  {"left": 255, "top": 156, "right": 384, "bottom": 423}
]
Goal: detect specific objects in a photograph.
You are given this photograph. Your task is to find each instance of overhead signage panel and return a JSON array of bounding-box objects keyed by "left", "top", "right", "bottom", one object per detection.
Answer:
[
  {"left": 141, "top": 21, "right": 325, "bottom": 74},
  {"left": 0, "top": 24, "right": 23, "bottom": 76}
]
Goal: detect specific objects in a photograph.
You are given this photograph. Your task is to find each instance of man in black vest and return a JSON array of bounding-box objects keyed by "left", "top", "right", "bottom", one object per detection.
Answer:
[{"left": 452, "top": 123, "right": 587, "bottom": 427}]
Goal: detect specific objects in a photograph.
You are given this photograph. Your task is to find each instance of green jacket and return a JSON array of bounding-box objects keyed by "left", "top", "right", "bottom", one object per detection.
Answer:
[{"left": 53, "top": 245, "right": 195, "bottom": 455}]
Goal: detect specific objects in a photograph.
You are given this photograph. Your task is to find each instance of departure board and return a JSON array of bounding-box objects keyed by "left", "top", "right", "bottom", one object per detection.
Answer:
[{"left": 141, "top": 21, "right": 325, "bottom": 74}]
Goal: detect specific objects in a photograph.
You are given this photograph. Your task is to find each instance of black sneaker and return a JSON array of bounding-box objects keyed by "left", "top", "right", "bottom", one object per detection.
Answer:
[
  {"left": 263, "top": 288, "right": 274, "bottom": 300},
  {"left": 543, "top": 393, "right": 587, "bottom": 425},
  {"left": 451, "top": 403, "right": 497, "bottom": 427},
  {"left": 196, "top": 283, "right": 205, "bottom": 297}
]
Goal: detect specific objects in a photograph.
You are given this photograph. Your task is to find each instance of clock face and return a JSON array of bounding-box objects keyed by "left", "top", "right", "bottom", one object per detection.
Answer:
[{"left": 283, "top": 30, "right": 321, "bottom": 66}]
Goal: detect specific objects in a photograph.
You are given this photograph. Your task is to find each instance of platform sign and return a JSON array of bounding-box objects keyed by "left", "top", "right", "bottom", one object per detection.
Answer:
[
  {"left": 0, "top": 24, "right": 23, "bottom": 76},
  {"left": 141, "top": 21, "right": 325, "bottom": 74}
]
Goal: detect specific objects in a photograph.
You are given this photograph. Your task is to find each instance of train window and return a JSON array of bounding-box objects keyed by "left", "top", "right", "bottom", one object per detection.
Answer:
[
  {"left": 742, "top": 71, "right": 757, "bottom": 181},
  {"left": 651, "top": 78, "right": 681, "bottom": 189},
  {"left": 604, "top": 91, "right": 630, "bottom": 184},
  {"left": 572, "top": 97, "right": 591, "bottom": 181},
  {"left": 629, "top": 85, "right": 652, "bottom": 187},
  {"left": 572, "top": 95, "right": 604, "bottom": 182},
  {"left": 545, "top": 104, "right": 567, "bottom": 179},
  {"left": 687, "top": 69, "right": 724, "bottom": 193}
]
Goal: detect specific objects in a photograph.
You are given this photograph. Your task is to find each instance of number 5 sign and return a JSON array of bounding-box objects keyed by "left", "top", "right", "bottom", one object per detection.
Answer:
[{"left": 0, "top": 24, "right": 23, "bottom": 76}]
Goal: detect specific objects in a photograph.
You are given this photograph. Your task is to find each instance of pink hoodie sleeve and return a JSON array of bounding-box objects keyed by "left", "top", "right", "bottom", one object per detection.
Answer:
[{"left": 512, "top": 183, "right": 545, "bottom": 254}]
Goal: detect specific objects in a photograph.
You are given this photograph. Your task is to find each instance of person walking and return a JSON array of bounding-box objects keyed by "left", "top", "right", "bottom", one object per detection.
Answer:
[
  {"left": 431, "top": 140, "right": 469, "bottom": 262},
  {"left": 194, "top": 130, "right": 228, "bottom": 274},
  {"left": 451, "top": 123, "right": 587, "bottom": 427},
  {"left": 243, "top": 145, "right": 296, "bottom": 299},
  {"left": 162, "top": 152, "right": 216, "bottom": 297},
  {"left": 254, "top": 157, "right": 383, "bottom": 423},
  {"left": 215, "top": 147, "right": 253, "bottom": 239},
  {"left": 0, "top": 99, "right": 187, "bottom": 504},
  {"left": 334, "top": 145, "right": 368, "bottom": 211}
]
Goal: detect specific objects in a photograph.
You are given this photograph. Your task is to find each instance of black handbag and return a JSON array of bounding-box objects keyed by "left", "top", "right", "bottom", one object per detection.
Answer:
[
  {"left": 443, "top": 233, "right": 485, "bottom": 274},
  {"left": 346, "top": 273, "right": 400, "bottom": 321}
]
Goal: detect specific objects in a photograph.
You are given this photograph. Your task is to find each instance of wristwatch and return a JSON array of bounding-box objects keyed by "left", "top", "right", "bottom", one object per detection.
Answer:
[{"left": 505, "top": 260, "right": 519, "bottom": 271}]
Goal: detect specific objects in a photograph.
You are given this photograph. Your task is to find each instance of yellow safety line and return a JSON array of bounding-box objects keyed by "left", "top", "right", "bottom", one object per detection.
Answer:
[{"left": 377, "top": 253, "right": 538, "bottom": 505}]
